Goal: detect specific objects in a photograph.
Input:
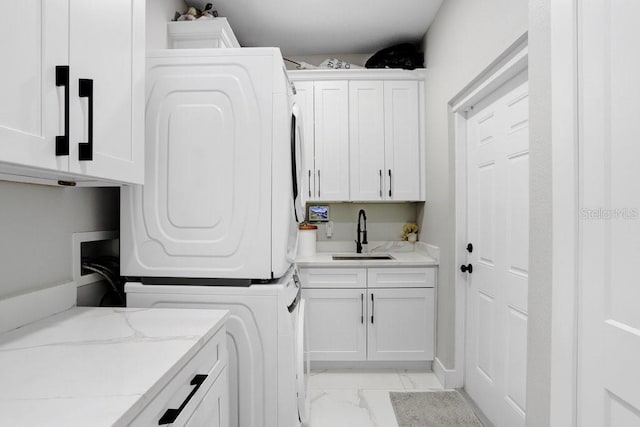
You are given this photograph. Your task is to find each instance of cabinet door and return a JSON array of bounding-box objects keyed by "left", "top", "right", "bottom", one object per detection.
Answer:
[
  {"left": 0, "top": 0, "right": 68, "bottom": 172},
  {"left": 294, "top": 81, "right": 316, "bottom": 202},
  {"left": 67, "top": 0, "right": 145, "bottom": 184},
  {"left": 313, "top": 81, "right": 349, "bottom": 201},
  {"left": 349, "top": 81, "right": 386, "bottom": 201},
  {"left": 302, "top": 288, "right": 366, "bottom": 361},
  {"left": 183, "top": 368, "right": 229, "bottom": 427},
  {"left": 384, "top": 81, "right": 421, "bottom": 201},
  {"left": 367, "top": 288, "right": 434, "bottom": 361}
]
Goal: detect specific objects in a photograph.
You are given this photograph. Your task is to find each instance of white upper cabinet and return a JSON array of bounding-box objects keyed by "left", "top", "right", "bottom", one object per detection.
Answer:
[
  {"left": 349, "top": 81, "right": 386, "bottom": 201},
  {"left": 291, "top": 70, "right": 425, "bottom": 202},
  {"left": 0, "top": 0, "right": 144, "bottom": 186},
  {"left": 313, "top": 81, "right": 350, "bottom": 201},
  {"left": 67, "top": 0, "right": 145, "bottom": 184},
  {"left": 349, "top": 80, "right": 422, "bottom": 201},
  {"left": 384, "top": 81, "right": 421, "bottom": 201},
  {"left": 294, "top": 81, "right": 316, "bottom": 203},
  {"left": 0, "top": 0, "right": 68, "bottom": 173}
]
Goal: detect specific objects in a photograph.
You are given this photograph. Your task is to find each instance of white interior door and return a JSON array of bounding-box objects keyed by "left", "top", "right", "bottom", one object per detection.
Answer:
[
  {"left": 465, "top": 70, "right": 529, "bottom": 427},
  {"left": 578, "top": 1, "right": 640, "bottom": 425}
]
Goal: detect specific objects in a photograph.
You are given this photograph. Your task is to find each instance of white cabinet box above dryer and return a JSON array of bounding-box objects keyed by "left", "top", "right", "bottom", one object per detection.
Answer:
[{"left": 121, "top": 48, "right": 303, "bottom": 280}]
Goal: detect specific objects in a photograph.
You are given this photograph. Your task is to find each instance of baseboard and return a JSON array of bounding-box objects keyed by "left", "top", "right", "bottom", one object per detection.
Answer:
[
  {"left": 0, "top": 282, "right": 76, "bottom": 334},
  {"left": 311, "top": 360, "right": 432, "bottom": 371},
  {"left": 434, "top": 357, "right": 463, "bottom": 389}
]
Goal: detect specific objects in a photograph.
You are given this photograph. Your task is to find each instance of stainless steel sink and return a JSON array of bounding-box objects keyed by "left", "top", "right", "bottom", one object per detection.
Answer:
[{"left": 331, "top": 253, "right": 394, "bottom": 261}]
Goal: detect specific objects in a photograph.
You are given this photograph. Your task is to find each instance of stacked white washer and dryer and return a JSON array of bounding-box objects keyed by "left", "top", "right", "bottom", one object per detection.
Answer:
[{"left": 122, "top": 46, "right": 309, "bottom": 426}]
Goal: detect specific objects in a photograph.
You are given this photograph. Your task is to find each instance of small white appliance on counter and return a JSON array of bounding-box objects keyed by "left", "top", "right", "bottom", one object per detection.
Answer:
[
  {"left": 125, "top": 265, "right": 309, "bottom": 427},
  {"left": 121, "top": 47, "right": 304, "bottom": 281}
]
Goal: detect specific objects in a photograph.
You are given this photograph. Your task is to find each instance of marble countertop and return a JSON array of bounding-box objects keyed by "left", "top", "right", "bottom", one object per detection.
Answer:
[
  {"left": 0, "top": 307, "right": 229, "bottom": 426},
  {"left": 296, "top": 241, "right": 439, "bottom": 268}
]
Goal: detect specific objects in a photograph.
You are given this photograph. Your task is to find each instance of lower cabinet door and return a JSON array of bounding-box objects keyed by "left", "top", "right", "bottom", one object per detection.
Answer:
[
  {"left": 183, "top": 367, "right": 229, "bottom": 427},
  {"left": 367, "top": 288, "right": 434, "bottom": 361},
  {"left": 302, "top": 288, "right": 366, "bottom": 361}
]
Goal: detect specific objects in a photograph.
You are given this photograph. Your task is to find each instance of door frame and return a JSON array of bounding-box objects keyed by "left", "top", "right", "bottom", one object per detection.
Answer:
[
  {"left": 449, "top": 14, "right": 580, "bottom": 425},
  {"left": 447, "top": 34, "right": 530, "bottom": 389}
]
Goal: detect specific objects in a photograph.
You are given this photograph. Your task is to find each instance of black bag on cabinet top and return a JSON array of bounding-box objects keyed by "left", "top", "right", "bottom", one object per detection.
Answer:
[{"left": 365, "top": 43, "right": 424, "bottom": 70}]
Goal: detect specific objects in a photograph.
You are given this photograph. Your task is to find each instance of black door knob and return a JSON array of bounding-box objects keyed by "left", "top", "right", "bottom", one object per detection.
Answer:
[
  {"left": 460, "top": 264, "right": 473, "bottom": 274},
  {"left": 466, "top": 243, "right": 473, "bottom": 253}
]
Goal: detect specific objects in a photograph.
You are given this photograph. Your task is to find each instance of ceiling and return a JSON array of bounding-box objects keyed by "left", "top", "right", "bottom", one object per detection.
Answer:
[{"left": 206, "top": 0, "right": 444, "bottom": 56}]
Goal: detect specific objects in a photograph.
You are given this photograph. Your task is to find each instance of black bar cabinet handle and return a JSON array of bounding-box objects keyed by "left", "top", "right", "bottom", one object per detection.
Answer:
[
  {"left": 78, "top": 78, "right": 93, "bottom": 161},
  {"left": 317, "top": 170, "right": 321, "bottom": 198},
  {"left": 388, "top": 169, "right": 392, "bottom": 197},
  {"left": 379, "top": 169, "right": 383, "bottom": 198},
  {"left": 55, "top": 66, "right": 69, "bottom": 156},
  {"left": 361, "top": 293, "right": 364, "bottom": 324},
  {"left": 158, "top": 374, "right": 208, "bottom": 425},
  {"left": 370, "top": 293, "right": 374, "bottom": 324},
  {"left": 308, "top": 170, "right": 312, "bottom": 197}
]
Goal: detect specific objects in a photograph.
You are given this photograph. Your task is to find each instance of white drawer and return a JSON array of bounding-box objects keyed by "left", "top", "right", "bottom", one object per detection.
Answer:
[
  {"left": 129, "top": 326, "right": 227, "bottom": 426},
  {"left": 299, "top": 268, "right": 366, "bottom": 289},
  {"left": 367, "top": 267, "right": 436, "bottom": 288}
]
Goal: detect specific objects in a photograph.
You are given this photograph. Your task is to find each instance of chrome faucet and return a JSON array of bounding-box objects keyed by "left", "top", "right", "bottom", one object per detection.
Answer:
[{"left": 355, "top": 209, "right": 368, "bottom": 253}]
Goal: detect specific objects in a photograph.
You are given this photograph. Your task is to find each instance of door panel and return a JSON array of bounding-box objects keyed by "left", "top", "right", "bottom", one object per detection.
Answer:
[
  {"left": 0, "top": 0, "right": 68, "bottom": 171},
  {"left": 466, "top": 71, "right": 529, "bottom": 427},
  {"left": 367, "top": 288, "right": 434, "bottom": 361},
  {"left": 68, "top": 0, "right": 144, "bottom": 183},
  {"left": 384, "top": 81, "right": 421, "bottom": 200},
  {"left": 294, "top": 81, "right": 316, "bottom": 203},
  {"left": 349, "top": 81, "right": 385, "bottom": 201},
  {"left": 302, "top": 288, "right": 366, "bottom": 361},
  {"left": 314, "top": 81, "right": 350, "bottom": 201},
  {"left": 579, "top": 1, "right": 640, "bottom": 424}
]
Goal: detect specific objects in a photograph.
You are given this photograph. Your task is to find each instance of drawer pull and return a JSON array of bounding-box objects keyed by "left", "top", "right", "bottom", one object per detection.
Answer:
[{"left": 158, "top": 374, "right": 208, "bottom": 425}]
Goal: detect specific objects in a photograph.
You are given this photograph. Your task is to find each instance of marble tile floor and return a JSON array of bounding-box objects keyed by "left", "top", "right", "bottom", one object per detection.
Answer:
[{"left": 307, "top": 369, "right": 446, "bottom": 427}]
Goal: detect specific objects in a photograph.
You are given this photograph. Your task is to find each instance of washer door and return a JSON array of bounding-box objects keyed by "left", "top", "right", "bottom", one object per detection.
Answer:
[{"left": 296, "top": 298, "right": 310, "bottom": 423}]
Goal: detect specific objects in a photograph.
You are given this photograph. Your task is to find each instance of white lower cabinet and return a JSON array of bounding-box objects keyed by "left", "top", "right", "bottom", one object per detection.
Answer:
[
  {"left": 367, "top": 288, "right": 434, "bottom": 361},
  {"left": 130, "top": 326, "right": 228, "bottom": 426},
  {"left": 303, "top": 288, "right": 367, "bottom": 361},
  {"left": 300, "top": 267, "right": 435, "bottom": 362},
  {"left": 184, "top": 367, "right": 229, "bottom": 427}
]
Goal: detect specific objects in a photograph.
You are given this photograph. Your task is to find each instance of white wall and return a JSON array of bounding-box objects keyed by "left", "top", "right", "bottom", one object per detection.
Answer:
[
  {"left": 526, "top": 0, "right": 553, "bottom": 425},
  {"left": 147, "top": 0, "right": 185, "bottom": 49},
  {"left": 313, "top": 202, "right": 420, "bottom": 242},
  {"left": 421, "top": 0, "right": 528, "bottom": 368},
  {"left": 0, "top": 182, "right": 118, "bottom": 300}
]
